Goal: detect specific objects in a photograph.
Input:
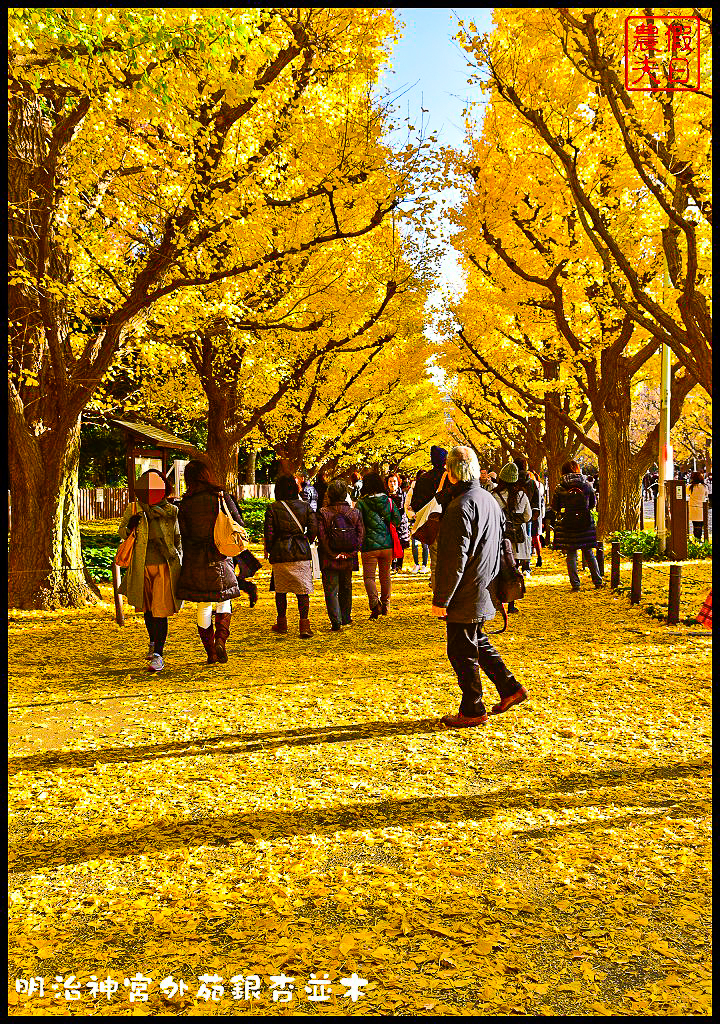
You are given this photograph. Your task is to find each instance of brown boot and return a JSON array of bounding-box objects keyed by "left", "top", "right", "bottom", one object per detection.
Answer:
[
  {"left": 214, "top": 612, "right": 231, "bottom": 664},
  {"left": 271, "top": 616, "right": 288, "bottom": 635},
  {"left": 197, "top": 624, "right": 218, "bottom": 665},
  {"left": 299, "top": 618, "right": 314, "bottom": 638},
  {"left": 380, "top": 601, "right": 389, "bottom": 616}
]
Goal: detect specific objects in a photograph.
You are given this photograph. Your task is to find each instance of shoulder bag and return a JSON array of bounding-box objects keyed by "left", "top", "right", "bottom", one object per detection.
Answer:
[
  {"left": 411, "top": 495, "right": 442, "bottom": 547},
  {"left": 281, "top": 501, "right": 321, "bottom": 579},
  {"left": 214, "top": 492, "right": 248, "bottom": 557},
  {"left": 379, "top": 495, "right": 403, "bottom": 558},
  {"left": 115, "top": 502, "right": 138, "bottom": 567}
]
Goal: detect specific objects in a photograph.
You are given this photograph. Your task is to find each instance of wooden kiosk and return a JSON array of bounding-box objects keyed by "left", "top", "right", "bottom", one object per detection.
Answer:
[{"left": 109, "top": 418, "right": 202, "bottom": 498}]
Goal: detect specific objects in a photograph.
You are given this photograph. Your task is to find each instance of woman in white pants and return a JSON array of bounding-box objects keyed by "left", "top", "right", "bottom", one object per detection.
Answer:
[{"left": 177, "top": 460, "right": 242, "bottom": 665}]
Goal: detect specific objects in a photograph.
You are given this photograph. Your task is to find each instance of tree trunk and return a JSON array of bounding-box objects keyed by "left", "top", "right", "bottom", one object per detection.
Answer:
[
  {"left": 525, "top": 415, "right": 545, "bottom": 470},
  {"left": 8, "top": 96, "right": 97, "bottom": 610},
  {"left": 8, "top": 417, "right": 95, "bottom": 609},
  {"left": 595, "top": 411, "right": 641, "bottom": 538},
  {"left": 205, "top": 394, "right": 239, "bottom": 491},
  {"left": 545, "top": 455, "right": 564, "bottom": 500},
  {"left": 591, "top": 349, "right": 641, "bottom": 539},
  {"left": 273, "top": 439, "right": 303, "bottom": 477},
  {"left": 242, "top": 448, "right": 257, "bottom": 485}
]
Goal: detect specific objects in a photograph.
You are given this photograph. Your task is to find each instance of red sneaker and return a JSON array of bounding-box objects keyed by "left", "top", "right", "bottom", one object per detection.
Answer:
[
  {"left": 491, "top": 687, "right": 529, "bottom": 716},
  {"left": 441, "top": 712, "right": 489, "bottom": 728}
]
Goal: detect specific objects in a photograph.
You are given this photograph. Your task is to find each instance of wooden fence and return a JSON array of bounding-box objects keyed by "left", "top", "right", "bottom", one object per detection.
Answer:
[
  {"left": 7, "top": 485, "right": 275, "bottom": 527},
  {"left": 79, "top": 487, "right": 130, "bottom": 520},
  {"left": 78, "top": 484, "right": 274, "bottom": 521}
]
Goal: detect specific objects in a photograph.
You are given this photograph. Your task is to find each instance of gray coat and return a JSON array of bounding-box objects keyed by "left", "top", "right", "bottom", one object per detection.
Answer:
[
  {"left": 492, "top": 487, "right": 532, "bottom": 561},
  {"left": 433, "top": 480, "right": 501, "bottom": 624}
]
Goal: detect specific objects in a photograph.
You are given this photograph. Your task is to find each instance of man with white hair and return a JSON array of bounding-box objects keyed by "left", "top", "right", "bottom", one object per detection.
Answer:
[{"left": 431, "top": 445, "right": 529, "bottom": 727}]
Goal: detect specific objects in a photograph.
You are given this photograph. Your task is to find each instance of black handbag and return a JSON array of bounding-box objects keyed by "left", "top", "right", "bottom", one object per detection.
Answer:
[
  {"left": 236, "top": 549, "right": 262, "bottom": 577},
  {"left": 490, "top": 538, "right": 526, "bottom": 605}
]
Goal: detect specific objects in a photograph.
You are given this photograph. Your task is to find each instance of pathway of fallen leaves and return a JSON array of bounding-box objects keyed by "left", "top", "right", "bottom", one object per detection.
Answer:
[{"left": 8, "top": 548, "right": 712, "bottom": 1016}]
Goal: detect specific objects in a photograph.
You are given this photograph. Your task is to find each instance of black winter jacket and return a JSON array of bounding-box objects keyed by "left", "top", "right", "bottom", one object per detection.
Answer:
[
  {"left": 410, "top": 466, "right": 446, "bottom": 513},
  {"left": 519, "top": 474, "right": 540, "bottom": 514},
  {"left": 550, "top": 473, "right": 597, "bottom": 551},
  {"left": 264, "top": 499, "right": 317, "bottom": 563},
  {"left": 433, "top": 480, "right": 502, "bottom": 624},
  {"left": 176, "top": 484, "right": 242, "bottom": 602}
]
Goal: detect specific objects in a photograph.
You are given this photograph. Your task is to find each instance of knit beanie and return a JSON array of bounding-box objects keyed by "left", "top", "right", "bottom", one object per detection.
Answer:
[
  {"left": 430, "top": 446, "right": 447, "bottom": 470},
  {"left": 498, "top": 462, "right": 519, "bottom": 484}
]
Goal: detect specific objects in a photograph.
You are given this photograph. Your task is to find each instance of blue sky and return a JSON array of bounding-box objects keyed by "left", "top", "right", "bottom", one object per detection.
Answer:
[
  {"left": 381, "top": 8, "right": 495, "bottom": 150},
  {"left": 379, "top": 10, "right": 496, "bottom": 322}
]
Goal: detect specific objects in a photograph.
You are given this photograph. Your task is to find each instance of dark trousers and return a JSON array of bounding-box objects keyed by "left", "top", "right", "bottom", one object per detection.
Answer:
[
  {"left": 446, "top": 621, "right": 521, "bottom": 717},
  {"left": 143, "top": 611, "right": 168, "bottom": 655},
  {"left": 321, "top": 567, "right": 353, "bottom": 627}
]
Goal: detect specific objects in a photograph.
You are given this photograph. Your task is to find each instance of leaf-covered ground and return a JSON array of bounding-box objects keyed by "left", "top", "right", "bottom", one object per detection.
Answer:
[{"left": 8, "top": 548, "right": 712, "bottom": 1016}]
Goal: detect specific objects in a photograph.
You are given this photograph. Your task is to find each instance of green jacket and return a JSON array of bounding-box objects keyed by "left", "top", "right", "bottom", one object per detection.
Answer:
[
  {"left": 357, "top": 493, "right": 401, "bottom": 552},
  {"left": 118, "top": 500, "right": 183, "bottom": 613}
]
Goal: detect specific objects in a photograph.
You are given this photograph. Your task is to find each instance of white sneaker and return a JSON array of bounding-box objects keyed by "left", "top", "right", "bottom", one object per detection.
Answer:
[
  {"left": 147, "top": 654, "right": 164, "bottom": 673},
  {"left": 411, "top": 565, "right": 420, "bottom": 574}
]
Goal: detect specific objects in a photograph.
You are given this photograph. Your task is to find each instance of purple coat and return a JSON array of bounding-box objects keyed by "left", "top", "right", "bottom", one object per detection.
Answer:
[{"left": 316, "top": 503, "right": 364, "bottom": 571}]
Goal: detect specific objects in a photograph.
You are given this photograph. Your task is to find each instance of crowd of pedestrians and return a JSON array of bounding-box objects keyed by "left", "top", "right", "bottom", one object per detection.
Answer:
[{"left": 117, "top": 446, "right": 613, "bottom": 728}]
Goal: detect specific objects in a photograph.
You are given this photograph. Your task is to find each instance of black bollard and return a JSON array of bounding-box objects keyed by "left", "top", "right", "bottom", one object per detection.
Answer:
[
  {"left": 610, "top": 542, "right": 620, "bottom": 590},
  {"left": 630, "top": 552, "right": 643, "bottom": 605},
  {"left": 667, "top": 564, "right": 681, "bottom": 624}
]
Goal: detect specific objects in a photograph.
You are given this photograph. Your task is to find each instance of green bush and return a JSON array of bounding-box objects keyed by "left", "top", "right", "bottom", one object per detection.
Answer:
[
  {"left": 610, "top": 530, "right": 660, "bottom": 558},
  {"left": 82, "top": 545, "right": 116, "bottom": 581},
  {"left": 237, "top": 497, "right": 269, "bottom": 541},
  {"left": 688, "top": 535, "right": 713, "bottom": 559},
  {"left": 81, "top": 531, "right": 119, "bottom": 550},
  {"left": 610, "top": 529, "right": 712, "bottom": 561}
]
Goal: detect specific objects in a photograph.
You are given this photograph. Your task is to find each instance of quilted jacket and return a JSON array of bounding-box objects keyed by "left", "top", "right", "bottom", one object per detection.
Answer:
[
  {"left": 357, "top": 493, "right": 401, "bottom": 552},
  {"left": 176, "top": 485, "right": 242, "bottom": 603}
]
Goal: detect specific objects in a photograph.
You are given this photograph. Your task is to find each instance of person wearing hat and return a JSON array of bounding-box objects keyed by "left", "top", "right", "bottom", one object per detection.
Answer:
[
  {"left": 513, "top": 456, "right": 540, "bottom": 574},
  {"left": 492, "top": 462, "right": 532, "bottom": 614},
  {"left": 118, "top": 470, "right": 183, "bottom": 673}
]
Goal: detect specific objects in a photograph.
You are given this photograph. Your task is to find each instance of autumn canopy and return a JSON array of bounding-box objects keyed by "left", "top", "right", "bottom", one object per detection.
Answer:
[{"left": 6, "top": 8, "right": 713, "bottom": 1019}]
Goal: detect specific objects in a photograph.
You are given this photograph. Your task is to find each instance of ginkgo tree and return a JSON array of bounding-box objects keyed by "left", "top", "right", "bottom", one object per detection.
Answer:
[
  {"left": 457, "top": 8, "right": 712, "bottom": 394},
  {"left": 257, "top": 296, "right": 447, "bottom": 476},
  {"left": 441, "top": 282, "right": 594, "bottom": 491},
  {"left": 7, "top": 7, "right": 420, "bottom": 608},
  {"left": 443, "top": 8, "right": 705, "bottom": 535},
  {"left": 146, "top": 215, "right": 431, "bottom": 488}
]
